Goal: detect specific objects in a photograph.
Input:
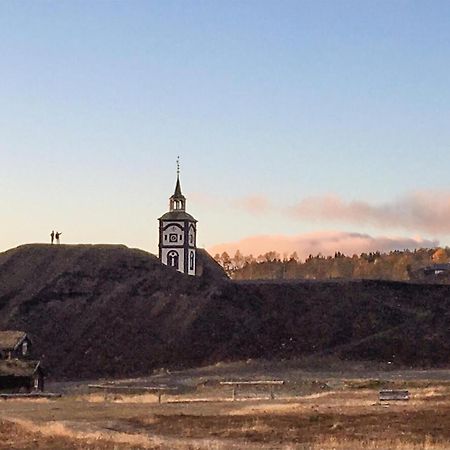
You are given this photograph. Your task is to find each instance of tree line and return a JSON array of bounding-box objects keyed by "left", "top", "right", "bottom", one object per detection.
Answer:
[{"left": 213, "top": 247, "right": 450, "bottom": 281}]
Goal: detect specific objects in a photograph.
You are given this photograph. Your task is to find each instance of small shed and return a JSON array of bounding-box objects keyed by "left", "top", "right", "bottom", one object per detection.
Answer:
[
  {"left": 0, "top": 360, "right": 44, "bottom": 393},
  {"left": 423, "top": 263, "right": 450, "bottom": 276},
  {"left": 0, "top": 331, "right": 32, "bottom": 360}
]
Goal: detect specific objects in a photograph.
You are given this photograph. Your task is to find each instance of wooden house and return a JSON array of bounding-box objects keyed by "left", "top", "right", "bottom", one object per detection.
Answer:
[
  {"left": 0, "top": 359, "right": 44, "bottom": 393},
  {"left": 0, "top": 331, "right": 32, "bottom": 360},
  {"left": 423, "top": 263, "right": 450, "bottom": 276}
]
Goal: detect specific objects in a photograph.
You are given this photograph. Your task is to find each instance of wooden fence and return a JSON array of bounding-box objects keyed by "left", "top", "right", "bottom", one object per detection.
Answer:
[
  {"left": 88, "top": 384, "right": 177, "bottom": 403},
  {"left": 220, "top": 380, "right": 284, "bottom": 400}
]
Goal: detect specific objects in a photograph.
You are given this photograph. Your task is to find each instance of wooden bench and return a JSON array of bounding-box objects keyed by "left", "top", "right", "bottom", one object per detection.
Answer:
[
  {"left": 220, "top": 380, "right": 284, "bottom": 400},
  {"left": 379, "top": 389, "right": 410, "bottom": 401},
  {"left": 0, "top": 392, "right": 61, "bottom": 400},
  {"left": 88, "top": 384, "right": 177, "bottom": 403}
]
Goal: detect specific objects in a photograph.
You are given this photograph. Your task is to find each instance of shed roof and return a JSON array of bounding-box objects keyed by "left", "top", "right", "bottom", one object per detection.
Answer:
[
  {"left": 424, "top": 263, "right": 450, "bottom": 272},
  {"left": 0, "top": 331, "right": 28, "bottom": 351},
  {"left": 430, "top": 263, "right": 450, "bottom": 270},
  {"left": 0, "top": 359, "right": 40, "bottom": 377}
]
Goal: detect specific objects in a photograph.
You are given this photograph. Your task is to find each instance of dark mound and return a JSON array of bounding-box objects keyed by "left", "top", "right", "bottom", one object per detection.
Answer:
[{"left": 0, "top": 245, "right": 449, "bottom": 379}]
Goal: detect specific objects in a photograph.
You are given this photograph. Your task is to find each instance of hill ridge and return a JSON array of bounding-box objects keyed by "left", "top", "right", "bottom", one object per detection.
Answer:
[{"left": 0, "top": 244, "right": 449, "bottom": 379}]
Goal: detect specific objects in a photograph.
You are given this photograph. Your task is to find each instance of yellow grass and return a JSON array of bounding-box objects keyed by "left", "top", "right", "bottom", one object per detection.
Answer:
[
  {"left": 308, "top": 436, "right": 449, "bottom": 450},
  {"left": 76, "top": 393, "right": 161, "bottom": 403},
  {"left": 5, "top": 417, "right": 260, "bottom": 450},
  {"left": 6, "top": 418, "right": 156, "bottom": 448}
]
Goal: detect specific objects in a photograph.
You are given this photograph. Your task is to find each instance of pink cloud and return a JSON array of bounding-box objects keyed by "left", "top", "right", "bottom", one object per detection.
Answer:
[
  {"left": 229, "top": 190, "right": 450, "bottom": 235},
  {"left": 208, "top": 231, "right": 438, "bottom": 260},
  {"left": 233, "top": 195, "right": 272, "bottom": 215},
  {"left": 291, "top": 191, "right": 450, "bottom": 234}
]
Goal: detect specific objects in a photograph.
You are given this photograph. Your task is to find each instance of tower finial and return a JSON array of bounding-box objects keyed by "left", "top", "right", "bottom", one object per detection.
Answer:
[{"left": 172, "top": 156, "right": 184, "bottom": 201}]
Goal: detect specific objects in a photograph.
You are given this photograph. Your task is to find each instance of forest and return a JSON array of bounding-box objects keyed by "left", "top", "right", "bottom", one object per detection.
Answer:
[{"left": 214, "top": 247, "right": 450, "bottom": 281}]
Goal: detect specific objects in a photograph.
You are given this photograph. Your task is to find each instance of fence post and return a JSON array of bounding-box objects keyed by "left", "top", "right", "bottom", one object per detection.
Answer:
[{"left": 270, "top": 385, "right": 275, "bottom": 400}]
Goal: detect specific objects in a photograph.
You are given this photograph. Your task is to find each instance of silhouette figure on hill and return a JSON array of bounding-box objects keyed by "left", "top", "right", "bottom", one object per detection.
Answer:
[
  {"left": 55, "top": 232, "right": 62, "bottom": 244},
  {"left": 50, "top": 231, "right": 55, "bottom": 244}
]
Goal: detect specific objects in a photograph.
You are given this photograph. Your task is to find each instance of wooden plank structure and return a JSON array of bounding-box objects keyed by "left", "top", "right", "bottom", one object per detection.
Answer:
[
  {"left": 0, "top": 392, "right": 61, "bottom": 400},
  {"left": 220, "top": 380, "right": 284, "bottom": 401},
  {"left": 379, "top": 389, "right": 410, "bottom": 401},
  {"left": 88, "top": 384, "right": 177, "bottom": 403}
]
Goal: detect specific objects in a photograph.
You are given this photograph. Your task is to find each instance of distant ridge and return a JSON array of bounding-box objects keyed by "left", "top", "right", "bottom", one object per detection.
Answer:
[{"left": 0, "top": 244, "right": 449, "bottom": 379}]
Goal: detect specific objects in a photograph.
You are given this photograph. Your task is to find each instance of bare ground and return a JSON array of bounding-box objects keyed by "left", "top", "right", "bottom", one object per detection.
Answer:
[{"left": 1, "top": 364, "right": 450, "bottom": 449}]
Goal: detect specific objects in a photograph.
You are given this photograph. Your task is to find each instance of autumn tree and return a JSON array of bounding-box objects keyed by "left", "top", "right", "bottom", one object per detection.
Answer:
[{"left": 432, "top": 248, "right": 449, "bottom": 263}]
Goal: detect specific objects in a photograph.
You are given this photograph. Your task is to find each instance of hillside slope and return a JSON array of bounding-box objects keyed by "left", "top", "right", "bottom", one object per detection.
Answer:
[{"left": 0, "top": 245, "right": 449, "bottom": 379}]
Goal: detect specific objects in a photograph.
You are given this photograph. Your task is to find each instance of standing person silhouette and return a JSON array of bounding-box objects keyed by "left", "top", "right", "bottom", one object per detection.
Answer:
[
  {"left": 50, "top": 231, "right": 55, "bottom": 244},
  {"left": 55, "top": 232, "right": 62, "bottom": 244}
]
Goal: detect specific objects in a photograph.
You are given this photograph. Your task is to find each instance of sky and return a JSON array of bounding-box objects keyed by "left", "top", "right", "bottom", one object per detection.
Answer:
[{"left": 1, "top": 1, "right": 449, "bottom": 259}]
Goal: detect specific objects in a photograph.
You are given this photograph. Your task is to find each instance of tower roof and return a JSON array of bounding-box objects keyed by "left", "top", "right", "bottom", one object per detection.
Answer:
[
  {"left": 158, "top": 210, "right": 197, "bottom": 222},
  {"left": 172, "top": 175, "right": 185, "bottom": 199},
  {"left": 171, "top": 157, "right": 185, "bottom": 200}
]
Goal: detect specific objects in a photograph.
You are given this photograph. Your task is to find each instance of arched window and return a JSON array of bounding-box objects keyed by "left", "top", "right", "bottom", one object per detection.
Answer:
[
  {"left": 167, "top": 250, "right": 179, "bottom": 269},
  {"left": 190, "top": 251, "right": 195, "bottom": 270}
]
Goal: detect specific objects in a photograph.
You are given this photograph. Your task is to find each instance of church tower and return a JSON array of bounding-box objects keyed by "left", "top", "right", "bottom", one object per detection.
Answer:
[{"left": 158, "top": 160, "right": 197, "bottom": 275}]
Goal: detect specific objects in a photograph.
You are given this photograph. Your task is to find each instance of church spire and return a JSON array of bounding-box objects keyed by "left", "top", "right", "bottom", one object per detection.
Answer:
[
  {"left": 174, "top": 156, "right": 183, "bottom": 197},
  {"left": 170, "top": 157, "right": 186, "bottom": 211}
]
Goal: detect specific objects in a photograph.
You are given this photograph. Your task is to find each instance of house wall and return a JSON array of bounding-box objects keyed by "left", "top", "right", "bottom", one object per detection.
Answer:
[
  {"left": 11, "top": 339, "right": 31, "bottom": 359},
  {"left": 34, "top": 372, "right": 44, "bottom": 391},
  {"left": 0, "top": 338, "right": 32, "bottom": 360},
  {"left": 0, "top": 375, "right": 33, "bottom": 393}
]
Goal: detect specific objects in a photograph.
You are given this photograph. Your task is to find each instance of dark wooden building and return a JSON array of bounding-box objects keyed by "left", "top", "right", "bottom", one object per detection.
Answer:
[
  {"left": 0, "top": 331, "right": 32, "bottom": 360},
  {"left": 0, "top": 330, "right": 44, "bottom": 392},
  {"left": 0, "top": 359, "right": 44, "bottom": 393},
  {"left": 423, "top": 263, "right": 450, "bottom": 276}
]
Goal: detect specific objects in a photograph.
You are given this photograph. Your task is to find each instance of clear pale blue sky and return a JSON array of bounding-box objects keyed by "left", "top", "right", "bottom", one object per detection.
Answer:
[{"left": 1, "top": 1, "right": 449, "bottom": 254}]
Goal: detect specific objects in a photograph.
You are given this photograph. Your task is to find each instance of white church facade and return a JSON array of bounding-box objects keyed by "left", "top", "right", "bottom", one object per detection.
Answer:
[{"left": 158, "top": 167, "right": 197, "bottom": 275}]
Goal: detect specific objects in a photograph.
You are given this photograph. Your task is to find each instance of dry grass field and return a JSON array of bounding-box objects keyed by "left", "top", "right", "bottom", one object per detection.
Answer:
[{"left": 1, "top": 362, "right": 450, "bottom": 449}]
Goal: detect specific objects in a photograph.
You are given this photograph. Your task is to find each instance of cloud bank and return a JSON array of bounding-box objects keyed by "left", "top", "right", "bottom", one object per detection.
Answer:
[
  {"left": 209, "top": 231, "right": 438, "bottom": 260},
  {"left": 289, "top": 191, "right": 450, "bottom": 234},
  {"left": 232, "top": 191, "right": 450, "bottom": 235}
]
